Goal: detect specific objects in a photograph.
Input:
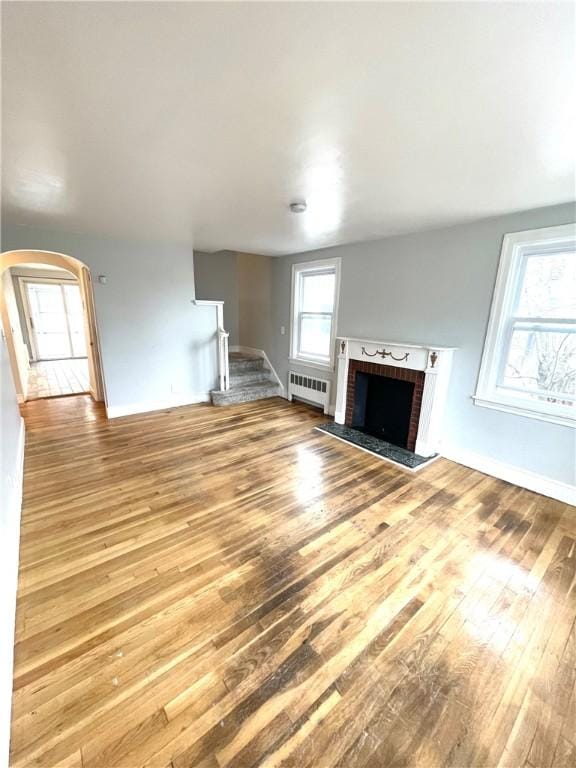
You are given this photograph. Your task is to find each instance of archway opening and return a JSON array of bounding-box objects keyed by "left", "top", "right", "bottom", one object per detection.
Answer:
[{"left": 1, "top": 250, "right": 105, "bottom": 404}]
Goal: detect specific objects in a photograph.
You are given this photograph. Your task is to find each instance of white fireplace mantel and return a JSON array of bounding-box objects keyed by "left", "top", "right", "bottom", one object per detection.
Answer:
[{"left": 334, "top": 337, "right": 456, "bottom": 457}]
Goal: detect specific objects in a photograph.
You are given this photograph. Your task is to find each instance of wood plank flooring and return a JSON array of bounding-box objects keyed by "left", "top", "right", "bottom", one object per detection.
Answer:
[
  {"left": 26, "top": 358, "right": 90, "bottom": 399},
  {"left": 11, "top": 395, "right": 576, "bottom": 768}
]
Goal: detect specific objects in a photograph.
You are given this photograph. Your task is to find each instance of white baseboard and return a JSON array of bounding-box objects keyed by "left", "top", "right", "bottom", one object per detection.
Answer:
[
  {"left": 1, "top": 416, "right": 25, "bottom": 768},
  {"left": 442, "top": 445, "right": 576, "bottom": 506},
  {"left": 229, "top": 345, "right": 285, "bottom": 394},
  {"left": 106, "top": 393, "right": 210, "bottom": 419}
]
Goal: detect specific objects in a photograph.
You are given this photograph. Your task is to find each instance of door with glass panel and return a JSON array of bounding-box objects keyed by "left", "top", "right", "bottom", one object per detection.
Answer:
[{"left": 25, "top": 281, "right": 87, "bottom": 360}]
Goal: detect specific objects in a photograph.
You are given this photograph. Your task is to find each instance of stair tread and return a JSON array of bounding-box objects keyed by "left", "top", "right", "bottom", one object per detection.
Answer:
[
  {"left": 223, "top": 380, "right": 278, "bottom": 394},
  {"left": 230, "top": 370, "right": 271, "bottom": 383},
  {"left": 211, "top": 380, "right": 281, "bottom": 406},
  {"left": 229, "top": 354, "right": 264, "bottom": 372},
  {"left": 229, "top": 352, "right": 261, "bottom": 361}
]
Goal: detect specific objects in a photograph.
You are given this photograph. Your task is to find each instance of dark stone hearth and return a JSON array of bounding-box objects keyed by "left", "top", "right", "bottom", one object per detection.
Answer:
[{"left": 316, "top": 422, "right": 437, "bottom": 470}]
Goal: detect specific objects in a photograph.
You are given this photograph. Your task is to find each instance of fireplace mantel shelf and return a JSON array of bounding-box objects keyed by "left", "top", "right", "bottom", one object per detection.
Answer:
[{"left": 339, "top": 337, "right": 457, "bottom": 352}]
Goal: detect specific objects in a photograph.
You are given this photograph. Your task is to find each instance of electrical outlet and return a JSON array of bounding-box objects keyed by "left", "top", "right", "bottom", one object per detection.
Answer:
[{"left": 280, "top": 325, "right": 286, "bottom": 336}]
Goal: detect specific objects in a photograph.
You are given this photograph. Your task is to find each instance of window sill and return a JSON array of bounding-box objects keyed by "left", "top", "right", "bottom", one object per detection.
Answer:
[
  {"left": 473, "top": 395, "right": 576, "bottom": 428},
  {"left": 289, "top": 357, "right": 335, "bottom": 373}
]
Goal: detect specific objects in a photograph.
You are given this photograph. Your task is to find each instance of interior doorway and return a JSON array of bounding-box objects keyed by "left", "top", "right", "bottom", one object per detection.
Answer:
[
  {"left": 16, "top": 269, "right": 90, "bottom": 399},
  {"left": 0, "top": 250, "right": 105, "bottom": 405}
]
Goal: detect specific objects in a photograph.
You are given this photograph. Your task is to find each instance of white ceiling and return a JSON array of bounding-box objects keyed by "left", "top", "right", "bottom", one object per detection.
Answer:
[{"left": 2, "top": 2, "right": 575, "bottom": 256}]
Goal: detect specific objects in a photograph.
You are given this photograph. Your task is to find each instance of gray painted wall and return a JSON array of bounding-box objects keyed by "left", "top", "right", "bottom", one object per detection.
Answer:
[
  {"left": 194, "top": 251, "right": 239, "bottom": 345},
  {"left": 237, "top": 252, "right": 273, "bottom": 354},
  {"left": 194, "top": 250, "right": 274, "bottom": 356},
  {"left": 0, "top": 334, "right": 23, "bottom": 768},
  {"left": 270, "top": 203, "right": 576, "bottom": 487},
  {"left": 2, "top": 223, "right": 219, "bottom": 411}
]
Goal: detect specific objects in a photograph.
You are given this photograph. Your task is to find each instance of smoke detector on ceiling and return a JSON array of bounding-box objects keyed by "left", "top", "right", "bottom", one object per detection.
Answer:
[{"left": 289, "top": 201, "right": 307, "bottom": 213}]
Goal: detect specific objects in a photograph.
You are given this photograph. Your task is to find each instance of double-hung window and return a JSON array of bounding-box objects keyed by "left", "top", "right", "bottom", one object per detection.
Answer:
[
  {"left": 475, "top": 223, "right": 576, "bottom": 426},
  {"left": 291, "top": 258, "right": 341, "bottom": 368}
]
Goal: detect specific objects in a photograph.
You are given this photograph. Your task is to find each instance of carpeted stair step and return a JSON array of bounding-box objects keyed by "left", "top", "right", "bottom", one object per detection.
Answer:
[
  {"left": 229, "top": 369, "right": 272, "bottom": 388},
  {"left": 211, "top": 380, "right": 281, "bottom": 406},
  {"left": 228, "top": 352, "right": 264, "bottom": 373},
  {"left": 211, "top": 352, "right": 281, "bottom": 406}
]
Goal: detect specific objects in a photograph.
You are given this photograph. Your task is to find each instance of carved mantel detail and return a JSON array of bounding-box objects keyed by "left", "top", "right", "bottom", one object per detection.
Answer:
[{"left": 361, "top": 346, "right": 409, "bottom": 363}]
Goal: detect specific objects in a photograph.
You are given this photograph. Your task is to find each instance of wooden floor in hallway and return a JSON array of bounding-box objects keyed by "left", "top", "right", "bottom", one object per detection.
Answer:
[
  {"left": 26, "top": 358, "right": 90, "bottom": 399},
  {"left": 11, "top": 395, "right": 576, "bottom": 768}
]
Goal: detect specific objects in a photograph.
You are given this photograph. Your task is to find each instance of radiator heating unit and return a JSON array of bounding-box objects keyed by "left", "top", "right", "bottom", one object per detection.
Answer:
[{"left": 288, "top": 371, "right": 331, "bottom": 414}]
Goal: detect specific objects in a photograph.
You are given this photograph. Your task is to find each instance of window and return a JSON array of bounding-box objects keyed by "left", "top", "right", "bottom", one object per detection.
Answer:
[
  {"left": 475, "top": 223, "right": 576, "bottom": 427},
  {"left": 291, "top": 258, "right": 341, "bottom": 367}
]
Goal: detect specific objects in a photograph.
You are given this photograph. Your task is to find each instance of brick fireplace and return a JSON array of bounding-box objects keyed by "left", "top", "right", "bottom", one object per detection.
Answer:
[
  {"left": 334, "top": 337, "right": 456, "bottom": 457},
  {"left": 345, "top": 359, "right": 425, "bottom": 452}
]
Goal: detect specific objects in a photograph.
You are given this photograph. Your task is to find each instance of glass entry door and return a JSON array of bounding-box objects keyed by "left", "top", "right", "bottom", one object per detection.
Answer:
[
  {"left": 25, "top": 282, "right": 87, "bottom": 360},
  {"left": 62, "top": 284, "right": 87, "bottom": 357}
]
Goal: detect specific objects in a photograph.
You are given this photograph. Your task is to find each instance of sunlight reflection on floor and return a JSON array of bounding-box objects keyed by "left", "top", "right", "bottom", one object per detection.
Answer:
[
  {"left": 295, "top": 445, "right": 325, "bottom": 506},
  {"left": 460, "top": 551, "right": 544, "bottom": 653}
]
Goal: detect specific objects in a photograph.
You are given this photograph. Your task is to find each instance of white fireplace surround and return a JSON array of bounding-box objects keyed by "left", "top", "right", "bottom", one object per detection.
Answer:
[{"left": 335, "top": 337, "right": 456, "bottom": 457}]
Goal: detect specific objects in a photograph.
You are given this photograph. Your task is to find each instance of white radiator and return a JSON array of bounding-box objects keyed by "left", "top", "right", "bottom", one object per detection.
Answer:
[{"left": 288, "top": 371, "right": 331, "bottom": 414}]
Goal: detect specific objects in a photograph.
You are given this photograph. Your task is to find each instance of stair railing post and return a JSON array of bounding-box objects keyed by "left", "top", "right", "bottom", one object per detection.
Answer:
[
  {"left": 191, "top": 300, "right": 229, "bottom": 395},
  {"left": 223, "top": 331, "right": 230, "bottom": 391},
  {"left": 217, "top": 327, "right": 230, "bottom": 392},
  {"left": 218, "top": 330, "right": 224, "bottom": 392}
]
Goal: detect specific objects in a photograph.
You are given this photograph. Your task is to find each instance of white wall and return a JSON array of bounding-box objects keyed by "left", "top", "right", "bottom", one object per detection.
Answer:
[
  {"left": 2, "top": 224, "right": 219, "bottom": 416},
  {"left": 0, "top": 333, "right": 24, "bottom": 768},
  {"left": 270, "top": 203, "right": 576, "bottom": 495}
]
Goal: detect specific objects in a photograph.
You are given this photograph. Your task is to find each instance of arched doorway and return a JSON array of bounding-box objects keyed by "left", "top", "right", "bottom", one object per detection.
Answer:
[{"left": 0, "top": 249, "right": 105, "bottom": 404}]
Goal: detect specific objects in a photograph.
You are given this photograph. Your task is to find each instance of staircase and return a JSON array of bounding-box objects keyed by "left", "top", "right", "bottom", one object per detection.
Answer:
[{"left": 211, "top": 352, "right": 281, "bottom": 406}]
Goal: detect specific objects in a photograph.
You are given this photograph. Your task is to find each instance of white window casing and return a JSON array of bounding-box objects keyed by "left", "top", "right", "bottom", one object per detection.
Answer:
[
  {"left": 474, "top": 223, "right": 576, "bottom": 428},
  {"left": 290, "top": 257, "right": 341, "bottom": 370}
]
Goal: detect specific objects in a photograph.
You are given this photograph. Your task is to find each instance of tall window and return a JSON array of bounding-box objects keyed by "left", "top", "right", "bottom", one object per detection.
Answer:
[
  {"left": 291, "top": 258, "right": 341, "bottom": 367},
  {"left": 475, "top": 223, "right": 576, "bottom": 426}
]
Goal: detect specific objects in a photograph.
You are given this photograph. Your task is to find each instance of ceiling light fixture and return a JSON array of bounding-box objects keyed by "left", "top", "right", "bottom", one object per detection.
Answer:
[{"left": 289, "top": 201, "right": 307, "bottom": 213}]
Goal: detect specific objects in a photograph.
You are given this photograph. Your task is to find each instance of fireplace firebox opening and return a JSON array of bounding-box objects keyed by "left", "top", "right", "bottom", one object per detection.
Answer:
[
  {"left": 352, "top": 371, "right": 415, "bottom": 449},
  {"left": 344, "top": 359, "right": 425, "bottom": 453}
]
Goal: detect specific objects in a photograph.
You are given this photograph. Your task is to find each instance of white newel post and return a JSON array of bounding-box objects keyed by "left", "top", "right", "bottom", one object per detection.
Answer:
[
  {"left": 218, "top": 328, "right": 230, "bottom": 391},
  {"left": 193, "top": 299, "right": 229, "bottom": 392}
]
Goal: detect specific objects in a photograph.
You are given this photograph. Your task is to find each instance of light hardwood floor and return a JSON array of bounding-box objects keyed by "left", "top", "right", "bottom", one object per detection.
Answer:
[
  {"left": 11, "top": 396, "right": 576, "bottom": 768},
  {"left": 26, "top": 358, "right": 90, "bottom": 399}
]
